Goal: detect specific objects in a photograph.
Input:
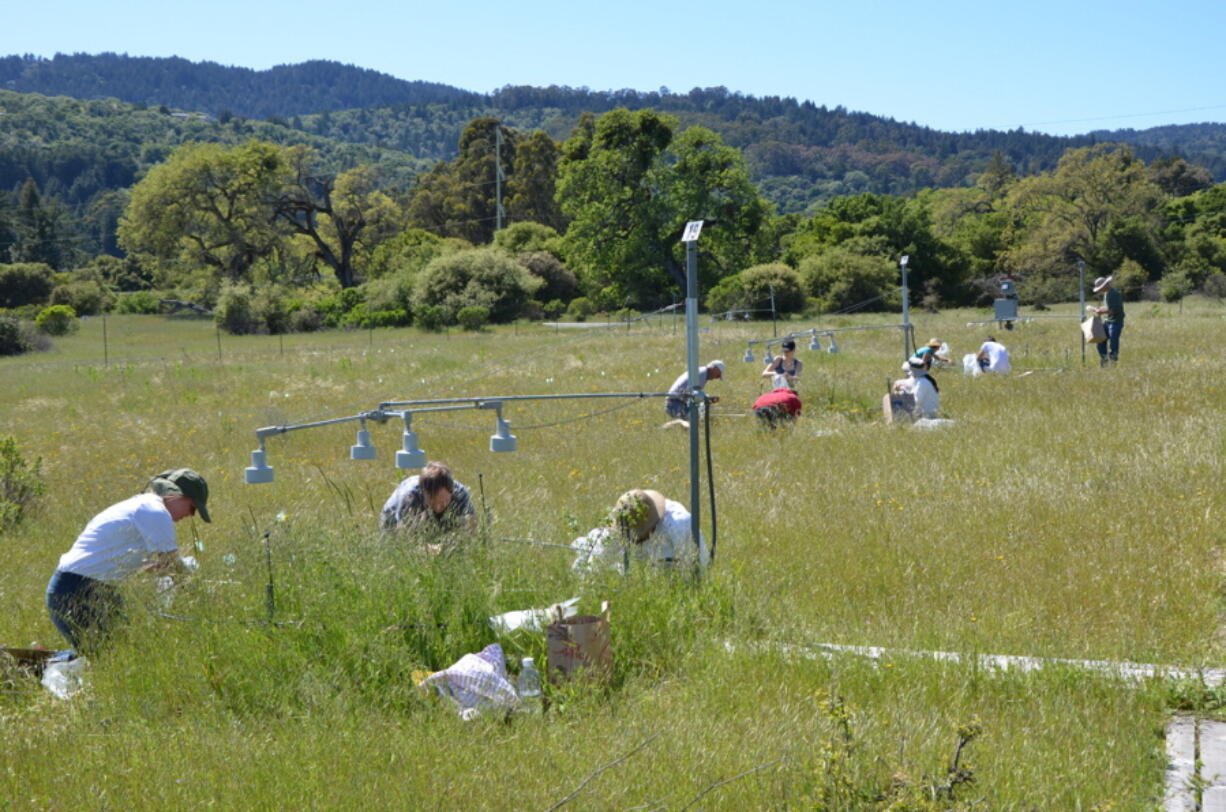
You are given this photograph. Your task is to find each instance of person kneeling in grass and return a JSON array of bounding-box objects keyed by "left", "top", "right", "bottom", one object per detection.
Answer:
[
  {"left": 380, "top": 461, "right": 477, "bottom": 546},
  {"left": 571, "top": 489, "right": 709, "bottom": 574},
  {"left": 46, "top": 468, "right": 210, "bottom": 653}
]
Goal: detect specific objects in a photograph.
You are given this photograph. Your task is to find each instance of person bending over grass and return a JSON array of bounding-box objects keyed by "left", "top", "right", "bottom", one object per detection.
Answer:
[
  {"left": 571, "top": 489, "right": 709, "bottom": 574},
  {"left": 664, "top": 360, "right": 724, "bottom": 425},
  {"left": 46, "top": 468, "right": 210, "bottom": 653},
  {"left": 381, "top": 461, "right": 476, "bottom": 538}
]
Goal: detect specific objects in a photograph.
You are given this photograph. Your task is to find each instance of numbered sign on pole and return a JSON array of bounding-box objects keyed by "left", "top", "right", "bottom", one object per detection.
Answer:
[{"left": 681, "top": 220, "right": 704, "bottom": 243}]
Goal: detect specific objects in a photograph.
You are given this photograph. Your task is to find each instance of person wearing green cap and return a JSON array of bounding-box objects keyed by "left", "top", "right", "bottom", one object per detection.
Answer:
[{"left": 45, "top": 468, "right": 211, "bottom": 652}]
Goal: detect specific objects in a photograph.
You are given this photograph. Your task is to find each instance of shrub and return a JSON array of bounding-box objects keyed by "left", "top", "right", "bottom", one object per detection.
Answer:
[
  {"left": 515, "top": 251, "right": 577, "bottom": 303},
  {"left": 49, "top": 280, "right": 109, "bottom": 315},
  {"left": 414, "top": 304, "right": 446, "bottom": 332},
  {"left": 113, "top": 290, "right": 162, "bottom": 314},
  {"left": 1160, "top": 270, "right": 1194, "bottom": 303},
  {"left": 1112, "top": 259, "right": 1148, "bottom": 300},
  {"left": 364, "top": 274, "right": 415, "bottom": 315},
  {"left": 364, "top": 309, "right": 411, "bottom": 329},
  {"left": 493, "top": 222, "right": 559, "bottom": 255},
  {"left": 316, "top": 287, "right": 365, "bottom": 328},
  {"left": 0, "top": 316, "right": 32, "bottom": 355},
  {"left": 739, "top": 263, "right": 806, "bottom": 314},
  {"left": 456, "top": 305, "right": 490, "bottom": 331},
  {"left": 214, "top": 283, "right": 260, "bottom": 335},
  {"left": 565, "top": 296, "right": 595, "bottom": 322},
  {"left": 251, "top": 285, "right": 290, "bottom": 334},
  {"left": 705, "top": 274, "right": 747, "bottom": 316},
  {"left": 413, "top": 247, "right": 541, "bottom": 324},
  {"left": 288, "top": 304, "right": 323, "bottom": 333},
  {"left": 35, "top": 304, "right": 79, "bottom": 336},
  {"left": 520, "top": 300, "right": 545, "bottom": 321},
  {"left": 0, "top": 435, "right": 45, "bottom": 531},
  {"left": 799, "top": 248, "right": 897, "bottom": 313},
  {"left": 0, "top": 263, "right": 55, "bottom": 308},
  {"left": 1204, "top": 271, "right": 1226, "bottom": 299},
  {"left": 542, "top": 299, "right": 566, "bottom": 320}
]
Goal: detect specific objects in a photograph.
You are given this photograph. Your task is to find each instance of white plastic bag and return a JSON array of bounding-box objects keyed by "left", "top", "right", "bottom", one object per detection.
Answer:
[
  {"left": 41, "top": 657, "right": 88, "bottom": 700},
  {"left": 489, "top": 597, "right": 580, "bottom": 634}
]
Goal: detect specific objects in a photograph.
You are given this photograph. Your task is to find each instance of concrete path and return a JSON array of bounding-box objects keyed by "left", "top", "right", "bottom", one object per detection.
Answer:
[{"left": 1166, "top": 717, "right": 1226, "bottom": 811}]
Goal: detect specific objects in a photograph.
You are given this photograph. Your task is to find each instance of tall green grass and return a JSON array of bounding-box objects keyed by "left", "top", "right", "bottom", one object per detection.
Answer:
[{"left": 2, "top": 301, "right": 1223, "bottom": 807}]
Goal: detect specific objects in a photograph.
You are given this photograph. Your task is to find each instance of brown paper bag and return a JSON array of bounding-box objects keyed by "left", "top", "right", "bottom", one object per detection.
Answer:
[{"left": 547, "top": 601, "right": 613, "bottom": 682}]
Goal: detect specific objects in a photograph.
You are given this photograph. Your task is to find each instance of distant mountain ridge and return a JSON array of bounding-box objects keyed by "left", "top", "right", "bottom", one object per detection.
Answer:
[
  {"left": 0, "top": 53, "right": 479, "bottom": 117},
  {"left": 5, "top": 52, "right": 1226, "bottom": 212}
]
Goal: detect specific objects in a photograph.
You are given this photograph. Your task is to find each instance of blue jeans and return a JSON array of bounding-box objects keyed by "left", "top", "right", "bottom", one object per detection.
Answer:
[
  {"left": 665, "top": 397, "right": 689, "bottom": 419},
  {"left": 1097, "top": 321, "right": 1123, "bottom": 362},
  {"left": 46, "top": 570, "right": 123, "bottom": 651}
]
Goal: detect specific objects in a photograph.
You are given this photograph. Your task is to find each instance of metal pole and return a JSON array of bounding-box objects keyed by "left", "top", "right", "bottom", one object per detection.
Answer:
[
  {"left": 102, "top": 310, "right": 109, "bottom": 367},
  {"left": 769, "top": 284, "right": 777, "bottom": 337},
  {"left": 216, "top": 325, "right": 222, "bottom": 363},
  {"left": 685, "top": 239, "right": 702, "bottom": 560},
  {"left": 900, "top": 257, "right": 911, "bottom": 359},
  {"left": 495, "top": 127, "right": 504, "bottom": 232},
  {"left": 1078, "top": 260, "right": 1086, "bottom": 366}
]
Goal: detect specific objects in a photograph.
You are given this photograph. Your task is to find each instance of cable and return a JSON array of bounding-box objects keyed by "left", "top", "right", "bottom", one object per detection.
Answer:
[{"left": 703, "top": 394, "right": 718, "bottom": 563}]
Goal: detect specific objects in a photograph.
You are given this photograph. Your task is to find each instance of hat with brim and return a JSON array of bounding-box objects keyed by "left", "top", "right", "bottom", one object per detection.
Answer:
[
  {"left": 1092, "top": 276, "right": 1113, "bottom": 293},
  {"left": 927, "top": 338, "right": 942, "bottom": 348},
  {"left": 613, "top": 489, "right": 666, "bottom": 543},
  {"left": 149, "top": 468, "right": 211, "bottom": 522}
]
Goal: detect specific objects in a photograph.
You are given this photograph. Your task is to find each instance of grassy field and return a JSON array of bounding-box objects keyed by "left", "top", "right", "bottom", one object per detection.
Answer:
[{"left": 2, "top": 300, "right": 1224, "bottom": 808}]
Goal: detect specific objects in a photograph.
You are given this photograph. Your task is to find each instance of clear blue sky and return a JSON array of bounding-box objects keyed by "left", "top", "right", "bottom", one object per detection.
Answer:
[{"left": 8, "top": 0, "right": 1225, "bottom": 137}]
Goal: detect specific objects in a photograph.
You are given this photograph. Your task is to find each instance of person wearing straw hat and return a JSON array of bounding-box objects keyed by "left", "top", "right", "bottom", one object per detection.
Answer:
[
  {"left": 45, "top": 468, "right": 210, "bottom": 652},
  {"left": 664, "top": 360, "right": 724, "bottom": 424},
  {"left": 913, "top": 338, "right": 950, "bottom": 371},
  {"left": 1092, "top": 276, "right": 1125, "bottom": 365},
  {"left": 570, "top": 489, "right": 709, "bottom": 574}
]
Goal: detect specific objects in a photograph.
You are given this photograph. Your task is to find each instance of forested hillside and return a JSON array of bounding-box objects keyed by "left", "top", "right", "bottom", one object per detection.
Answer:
[
  {"left": 0, "top": 53, "right": 477, "bottom": 118},
  {"left": 0, "top": 90, "right": 425, "bottom": 256},
  {"left": 9, "top": 53, "right": 1226, "bottom": 213}
]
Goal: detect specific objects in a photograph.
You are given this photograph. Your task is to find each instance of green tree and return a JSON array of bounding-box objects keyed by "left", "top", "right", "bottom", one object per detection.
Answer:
[
  {"left": 506, "top": 131, "right": 565, "bottom": 231},
  {"left": 557, "top": 109, "right": 769, "bottom": 308},
  {"left": 1001, "top": 144, "right": 1165, "bottom": 279},
  {"left": 273, "top": 149, "right": 402, "bottom": 288},
  {"left": 119, "top": 141, "right": 288, "bottom": 284},
  {"left": 405, "top": 118, "right": 518, "bottom": 244}
]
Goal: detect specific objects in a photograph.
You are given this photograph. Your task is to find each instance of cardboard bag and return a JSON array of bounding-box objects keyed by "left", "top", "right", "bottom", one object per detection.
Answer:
[
  {"left": 547, "top": 601, "right": 613, "bottom": 682},
  {"left": 1082, "top": 315, "right": 1106, "bottom": 344}
]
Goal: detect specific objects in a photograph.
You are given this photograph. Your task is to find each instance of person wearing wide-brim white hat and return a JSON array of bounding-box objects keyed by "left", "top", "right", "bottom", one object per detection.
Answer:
[
  {"left": 569, "top": 489, "right": 710, "bottom": 574},
  {"left": 1091, "top": 275, "right": 1125, "bottom": 365}
]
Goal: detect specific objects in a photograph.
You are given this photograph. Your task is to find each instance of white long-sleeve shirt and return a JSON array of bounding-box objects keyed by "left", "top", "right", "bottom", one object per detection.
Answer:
[{"left": 571, "top": 499, "right": 710, "bottom": 574}]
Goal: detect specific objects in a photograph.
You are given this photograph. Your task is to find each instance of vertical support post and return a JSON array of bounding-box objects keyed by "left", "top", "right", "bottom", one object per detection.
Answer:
[
  {"left": 685, "top": 239, "right": 701, "bottom": 560},
  {"left": 102, "top": 310, "right": 109, "bottom": 367},
  {"left": 899, "top": 255, "right": 912, "bottom": 359},
  {"left": 769, "top": 283, "right": 777, "bottom": 337},
  {"left": 216, "top": 325, "right": 223, "bottom": 363},
  {"left": 681, "top": 220, "right": 704, "bottom": 563},
  {"left": 1077, "top": 259, "right": 1086, "bottom": 367}
]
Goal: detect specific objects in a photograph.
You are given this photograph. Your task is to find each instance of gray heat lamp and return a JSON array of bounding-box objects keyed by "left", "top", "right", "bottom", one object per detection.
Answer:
[
  {"left": 350, "top": 425, "right": 377, "bottom": 460},
  {"left": 808, "top": 332, "right": 821, "bottom": 351},
  {"left": 490, "top": 415, "right": 517, "bottom": 453},
  {"left": 395, "top": 414, "right": 426, "bottom": 469},
  {"left": 826, "top": 333, "right": 839, "bottom": 353},
  {"left": 742, "top": 347, "right": 754, "bottom": 363},
  {"left": 245, "top": 448, "right": 274, "bottom": 484}
]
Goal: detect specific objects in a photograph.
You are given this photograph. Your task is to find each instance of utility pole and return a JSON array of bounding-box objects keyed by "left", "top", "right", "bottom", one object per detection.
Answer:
[
  {"left": 769, "top": 283, "right": 777, "bottom": 337},
  {"left": 494, "top": 126, "right": 506, "bottom": 232}
]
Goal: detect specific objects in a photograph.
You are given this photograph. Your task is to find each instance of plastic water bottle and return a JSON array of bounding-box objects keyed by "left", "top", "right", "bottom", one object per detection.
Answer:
[{"left": 516, "top": 657, "right": 543, "bottom": 714}]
